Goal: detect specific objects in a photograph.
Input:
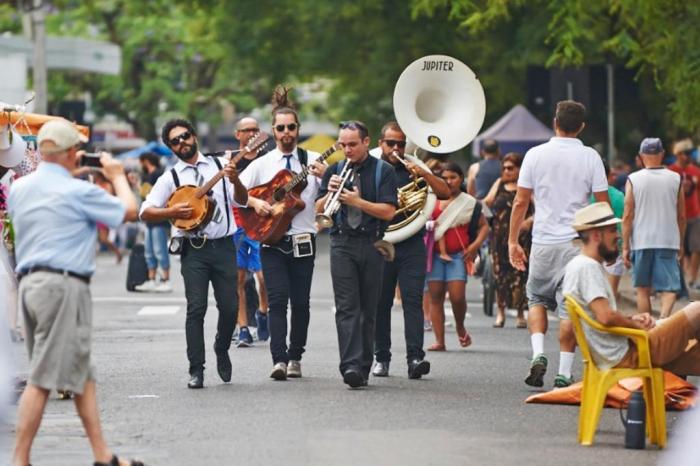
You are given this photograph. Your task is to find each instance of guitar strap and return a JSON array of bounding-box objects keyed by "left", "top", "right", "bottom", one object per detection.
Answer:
[
  {"left": 209, "top": 156, "right": 231, "bottom": 233},
  {"left": 297, "top": 147, "right": 307, "bottom": 167}
]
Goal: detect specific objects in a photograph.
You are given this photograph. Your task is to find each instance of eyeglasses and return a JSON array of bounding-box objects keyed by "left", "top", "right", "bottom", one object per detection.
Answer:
[
  {"left": 275, "top": 123, "right": 298, "bottom": 132},
  {"left": 169, "top": 131, "right": 192, "bottom": 146},
  {"left": 238, "top": 128, "right": 259, "bottom": 133},
  {"left": 502, "top": 165, "right": 516, "bottom": 171},
  {"left": 383, "top": 139, "right": 406, "bottom": 149}
]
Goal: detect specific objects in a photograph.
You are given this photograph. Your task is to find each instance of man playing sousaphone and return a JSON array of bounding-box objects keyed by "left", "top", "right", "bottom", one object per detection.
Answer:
[
  {"left": 140, "top": 118, "right": 249, "bottom": 389},
  {"left": 371, "top": 121, "right": 450, "bottom": 379},
  {"left": 315, "top": 120, "right": 399, "bottom": 388}
]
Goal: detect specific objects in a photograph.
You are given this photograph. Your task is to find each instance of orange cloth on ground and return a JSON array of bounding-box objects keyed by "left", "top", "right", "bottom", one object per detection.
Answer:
[{"left": 525, "top": 371, "right": 696, "bottom": 411}]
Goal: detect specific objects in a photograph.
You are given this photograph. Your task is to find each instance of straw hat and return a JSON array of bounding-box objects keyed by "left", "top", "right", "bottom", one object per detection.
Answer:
[{"left": 572, "top": 202, "right": 621, "bottom": 232}]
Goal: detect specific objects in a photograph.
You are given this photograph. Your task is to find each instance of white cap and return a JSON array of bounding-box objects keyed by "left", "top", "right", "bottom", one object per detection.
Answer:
[
  {"left": 0, "top": 128, "right": 27, "bottom": 168},
  {"left": 37, "top": 119, "right": 88, "bottom": 152}
]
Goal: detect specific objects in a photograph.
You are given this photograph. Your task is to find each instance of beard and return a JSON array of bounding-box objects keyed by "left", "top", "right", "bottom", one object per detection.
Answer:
[
  {"left": 598, "top": 242, "right": 619, "bottom": 263},
  {"left": 175, "top": 141, "right": 198, "bottom": 161}
]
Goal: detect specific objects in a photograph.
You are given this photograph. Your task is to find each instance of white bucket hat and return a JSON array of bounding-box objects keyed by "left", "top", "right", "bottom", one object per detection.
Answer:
[
  {"left": 573, "top": 202, "right": 621, "bottom": 232},
  {"left": 0, "top": 127, "right": 27, "bottom": 168}
]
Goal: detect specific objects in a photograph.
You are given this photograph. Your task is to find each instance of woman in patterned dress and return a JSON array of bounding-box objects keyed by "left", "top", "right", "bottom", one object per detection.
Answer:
[{"left": 483, "top": 152, "right": 533, "bottom": 328}]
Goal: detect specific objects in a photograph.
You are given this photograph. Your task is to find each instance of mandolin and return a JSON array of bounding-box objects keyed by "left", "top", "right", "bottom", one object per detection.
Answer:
[
  {"left": 239, "top": 143, "right": 341, "bottom": 244},
  {"left": 166, "top": 132, "right": 269, "bottom": 233}
]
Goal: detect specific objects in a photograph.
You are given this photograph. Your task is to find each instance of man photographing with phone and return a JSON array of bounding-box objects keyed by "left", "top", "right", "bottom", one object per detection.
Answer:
[{"left": 9, "top": 119, "right": 142, "bottom": 466}]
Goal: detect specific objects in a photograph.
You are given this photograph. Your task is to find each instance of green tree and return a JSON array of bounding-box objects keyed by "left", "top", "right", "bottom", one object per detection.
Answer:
[{"left": 411, "top": 0, "right": 700, "bottom": 133}]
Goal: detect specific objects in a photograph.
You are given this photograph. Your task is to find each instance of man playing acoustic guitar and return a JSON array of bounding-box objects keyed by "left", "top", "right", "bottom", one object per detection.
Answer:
[
  {"left": 239, "top": 86, "right": 327, "bottom": 381},
  {"left": 140, "top": 118, "right": 249, "bottom": 389}
]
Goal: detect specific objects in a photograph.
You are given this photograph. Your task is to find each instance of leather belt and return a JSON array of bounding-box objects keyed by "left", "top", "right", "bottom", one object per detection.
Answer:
[{"left": 18, "top": 266, "right": 91, "bottom": 284}]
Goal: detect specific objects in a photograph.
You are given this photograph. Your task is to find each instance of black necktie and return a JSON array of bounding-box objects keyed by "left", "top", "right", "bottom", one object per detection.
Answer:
[{"left": 283, "top": 154, "right": 293, "bottom": 170}]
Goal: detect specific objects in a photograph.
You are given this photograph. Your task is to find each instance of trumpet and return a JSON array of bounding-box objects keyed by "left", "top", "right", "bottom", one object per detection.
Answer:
[{"left": 316, "top": 162, "right": 354, "bottom": 229}]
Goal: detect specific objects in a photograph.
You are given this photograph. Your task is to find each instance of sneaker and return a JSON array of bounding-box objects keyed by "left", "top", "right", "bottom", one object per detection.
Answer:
[
  {"left": 231, "top": 327, "right": 240, "bottom": 342},
  {"left": 372, "top": 361, "right": 390, "bottom": 377},
  {"left": 255, "top": 310, "right": 269, "bottom": 342},
  {"left": 237, "top": 327, "right": 253, "bottom": 348},
  {"left": 134, "top": 280, "right": 157, "bottom": 292},
  {"left": 287, "top": 360, "right": 302, "bottom": 378},
  {"left": 553, "top": 374, "right": 574, "bottom": 388},
  {"left": 270, "top": 362, "right": 287, "bottom": 380},
  {"left": 525, "top": 353, "right": 548, "bottom": 387},
  {"left": 154, "top": 280, "right": 173, "bottom": 293},
  {"left": 423, "top": 320, "right": 432, "bottom": 332}
]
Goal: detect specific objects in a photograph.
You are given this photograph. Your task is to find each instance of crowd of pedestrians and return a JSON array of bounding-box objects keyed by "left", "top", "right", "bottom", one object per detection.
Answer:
[{"left": 3, "top": 97, "right": 700, "bottom": 465}]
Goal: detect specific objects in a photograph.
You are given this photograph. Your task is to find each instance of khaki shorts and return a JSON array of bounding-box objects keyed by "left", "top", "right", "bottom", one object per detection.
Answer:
[
  {"left": 526, "top": 241, "right": 579, "bottom": 318},
  {"left": 615, "top": 309, "right": 700, "bottom": 376},
  {"left": 20, "top": 272, "right": 95, "bottom": 394}
]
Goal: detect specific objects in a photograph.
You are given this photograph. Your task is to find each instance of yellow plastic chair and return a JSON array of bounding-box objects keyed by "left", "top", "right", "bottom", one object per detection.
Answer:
[{"left": 564, "top": 295, "right": 666, "bottom": 447}]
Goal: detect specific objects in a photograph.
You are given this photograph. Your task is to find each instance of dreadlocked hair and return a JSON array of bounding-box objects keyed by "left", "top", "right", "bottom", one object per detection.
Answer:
[{"left": 271, "top": 85, "right": 299, "bottom": 125}]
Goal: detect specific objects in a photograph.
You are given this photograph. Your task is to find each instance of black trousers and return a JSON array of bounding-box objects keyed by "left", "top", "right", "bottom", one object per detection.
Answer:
[
  {"left": 261, "top": 242, "right": 315, "bottom": 364},
  {"left": 374, "top": 234, "right": 426, "bottom": 363},
  {"left": 180, "top": 236, "right": 237, "bottom": 375},
  {"left": 330, "top": 233, "right": 385, "bottom": 378}
]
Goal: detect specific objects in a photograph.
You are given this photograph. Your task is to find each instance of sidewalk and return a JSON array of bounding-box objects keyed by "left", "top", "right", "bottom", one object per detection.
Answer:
[{"left": 617, "top": 272, "right": 697, "bottom": 315}]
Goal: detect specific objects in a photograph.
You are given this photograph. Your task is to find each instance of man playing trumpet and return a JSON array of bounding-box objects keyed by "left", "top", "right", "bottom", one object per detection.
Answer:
[{"left": 316, "top": 121, "right": 398, "bottom": 388}]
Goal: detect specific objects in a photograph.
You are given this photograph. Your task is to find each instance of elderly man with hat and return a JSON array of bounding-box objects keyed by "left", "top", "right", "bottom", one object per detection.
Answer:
[
  {"left": 563, "top": 202, "right": 700, "bottom": 377},
  {"left": 622, "top": 137, "right": 685, "bottom": 318},
  {"left": 8, "top": 119, "right": 143, "bottom": 466}
]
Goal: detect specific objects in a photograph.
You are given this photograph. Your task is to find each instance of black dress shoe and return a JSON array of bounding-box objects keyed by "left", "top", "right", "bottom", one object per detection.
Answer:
[
  {"left": 343, "top": 368, "right": 366, "bottom": 388},
  {"left": 216, "top": 351, "right": 232, "bottom": 383},
  {"left": 407, "top": 359, "right": 431, "bottom": 379},
  {"left": 187, "top": 373, "right": 204, "bottom": 389}
]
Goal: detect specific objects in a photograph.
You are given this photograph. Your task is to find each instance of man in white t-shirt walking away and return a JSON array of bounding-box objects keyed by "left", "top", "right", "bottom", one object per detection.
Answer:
[{"left": 509, "top": 100, "right": 609, "bottom": 388}]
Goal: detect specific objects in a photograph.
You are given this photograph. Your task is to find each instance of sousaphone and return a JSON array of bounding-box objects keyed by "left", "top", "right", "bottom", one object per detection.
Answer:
[{"left": 383, "top": 55, "right": 486, "bottom": 244}]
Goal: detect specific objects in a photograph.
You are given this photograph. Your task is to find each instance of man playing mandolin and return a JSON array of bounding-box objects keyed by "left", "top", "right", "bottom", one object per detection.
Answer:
[
  {"left": 239, "top": 86, "right": 327, "bottom": 381},
  {"left": 140, "top": 118, "right": 249, "bottom": 389}
]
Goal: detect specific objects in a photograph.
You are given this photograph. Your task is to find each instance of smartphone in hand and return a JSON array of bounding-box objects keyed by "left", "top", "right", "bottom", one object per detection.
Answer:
[{"left": 80, "top": 153, "right": 103, "bottom": 167}]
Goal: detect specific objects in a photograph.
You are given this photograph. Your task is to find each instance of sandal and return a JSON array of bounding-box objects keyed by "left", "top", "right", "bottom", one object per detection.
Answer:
[
  {"left": 492, "top": 320, "right": 505, "bottom": 328},
  {"left": 427, "top": 342, "right": 446, "bottom": 351},
  {"left": 457, "top": 328, "right": 472, "bottom": 348},
  {"left": 94, "top": 455, "right": 145, "bottom": 466},
  {"left": 516, "top": 318, "right": 528, "bottom": 329}
]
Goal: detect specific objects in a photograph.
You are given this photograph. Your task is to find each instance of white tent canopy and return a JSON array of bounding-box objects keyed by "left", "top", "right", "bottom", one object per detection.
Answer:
[{"left": 472, "top": 104, "right": 553, "bottom": 157}]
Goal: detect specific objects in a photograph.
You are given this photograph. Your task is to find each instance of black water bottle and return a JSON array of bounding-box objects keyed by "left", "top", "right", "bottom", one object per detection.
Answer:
[{"left": 624, "top": 390, "right": 646, "bottom": 449}]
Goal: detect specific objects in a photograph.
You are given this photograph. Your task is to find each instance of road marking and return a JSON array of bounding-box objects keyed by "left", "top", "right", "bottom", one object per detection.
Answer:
[
  {"left": 128, "top": 395, "right": 160, "bottom": 399},
  {"left": 94, "top": 296, "right": 210, "bottom": 304},
  {"left": 137, "top": 306, "right": 180, "bottom": 316}
]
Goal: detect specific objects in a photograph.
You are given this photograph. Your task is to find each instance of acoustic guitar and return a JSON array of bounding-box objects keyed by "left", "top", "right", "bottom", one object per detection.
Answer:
[
  {"left": 166, "top": 132, "right": 269, "bottom": 233},
  {"left": 239, "top": 143, "right": 341, "bottom": 244}
]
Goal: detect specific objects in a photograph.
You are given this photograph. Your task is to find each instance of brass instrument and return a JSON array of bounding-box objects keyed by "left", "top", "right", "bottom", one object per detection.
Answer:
[
  {"left": 315, "top": 161, "right": 354, "bottom": 230},
  {"left": 383, "top": 54, "right": 486, "bottom": 244}
]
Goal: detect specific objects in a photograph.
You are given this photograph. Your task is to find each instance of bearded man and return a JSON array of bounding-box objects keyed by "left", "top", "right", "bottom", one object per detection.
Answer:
[{"left": 140, "top": 118, "right": 250, "bottom": 389}]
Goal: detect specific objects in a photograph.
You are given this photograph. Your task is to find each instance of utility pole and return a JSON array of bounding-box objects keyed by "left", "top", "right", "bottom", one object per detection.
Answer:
[
  {"left": 606, "top": 63, "right": 615, "bottom": 165},
  {"left": 30, "top": 0, "right": 47, "bottom": 113}
]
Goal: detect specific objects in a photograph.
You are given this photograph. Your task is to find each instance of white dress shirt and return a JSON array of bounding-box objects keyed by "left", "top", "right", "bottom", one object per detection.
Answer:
[
  {"left": 239, "top": 147, "right": 321, "bottom": 235},
  {"left": 140, "top": 153, "right": 244, "bottom": 239}
]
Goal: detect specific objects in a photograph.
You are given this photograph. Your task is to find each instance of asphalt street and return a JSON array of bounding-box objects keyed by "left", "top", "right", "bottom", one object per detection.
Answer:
[{"left": 4, "top": 234, "right": 692, "bottom": 465}]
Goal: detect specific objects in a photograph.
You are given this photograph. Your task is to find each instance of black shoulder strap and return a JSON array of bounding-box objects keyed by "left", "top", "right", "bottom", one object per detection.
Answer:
[
  {"left": 207, "top": 156, "right": 231, "bottom": 233},
  {"left": 170, "top": 168, "right": 180, "bottom": 188},
  {"left": 297, "top": 147, "right": 308, "bottom": 167},
  {"left": 468, "top": 201, "right": 483, "bottom": 244}
]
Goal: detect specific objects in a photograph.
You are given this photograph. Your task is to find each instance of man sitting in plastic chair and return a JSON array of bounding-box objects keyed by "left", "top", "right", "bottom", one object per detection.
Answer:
[{"left": 562, "top": 202, "right": 700, "bottom": 378}]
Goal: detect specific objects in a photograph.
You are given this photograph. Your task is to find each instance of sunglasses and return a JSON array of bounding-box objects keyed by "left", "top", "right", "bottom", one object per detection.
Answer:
[
  {"left": 238, "top": 128, "right": 259, "bottom": 133},
  {"left": 502, "top": 165, "right": 516, "bottom": 171},
  {"left": 169, "top": 131, "right": 192, "bottom": 146},
  {"left": 383, "top": 139, "right": 406, "bottom": 149},
  {"left": 275, "top": 123, "right": 298, "bottom": 132}
]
